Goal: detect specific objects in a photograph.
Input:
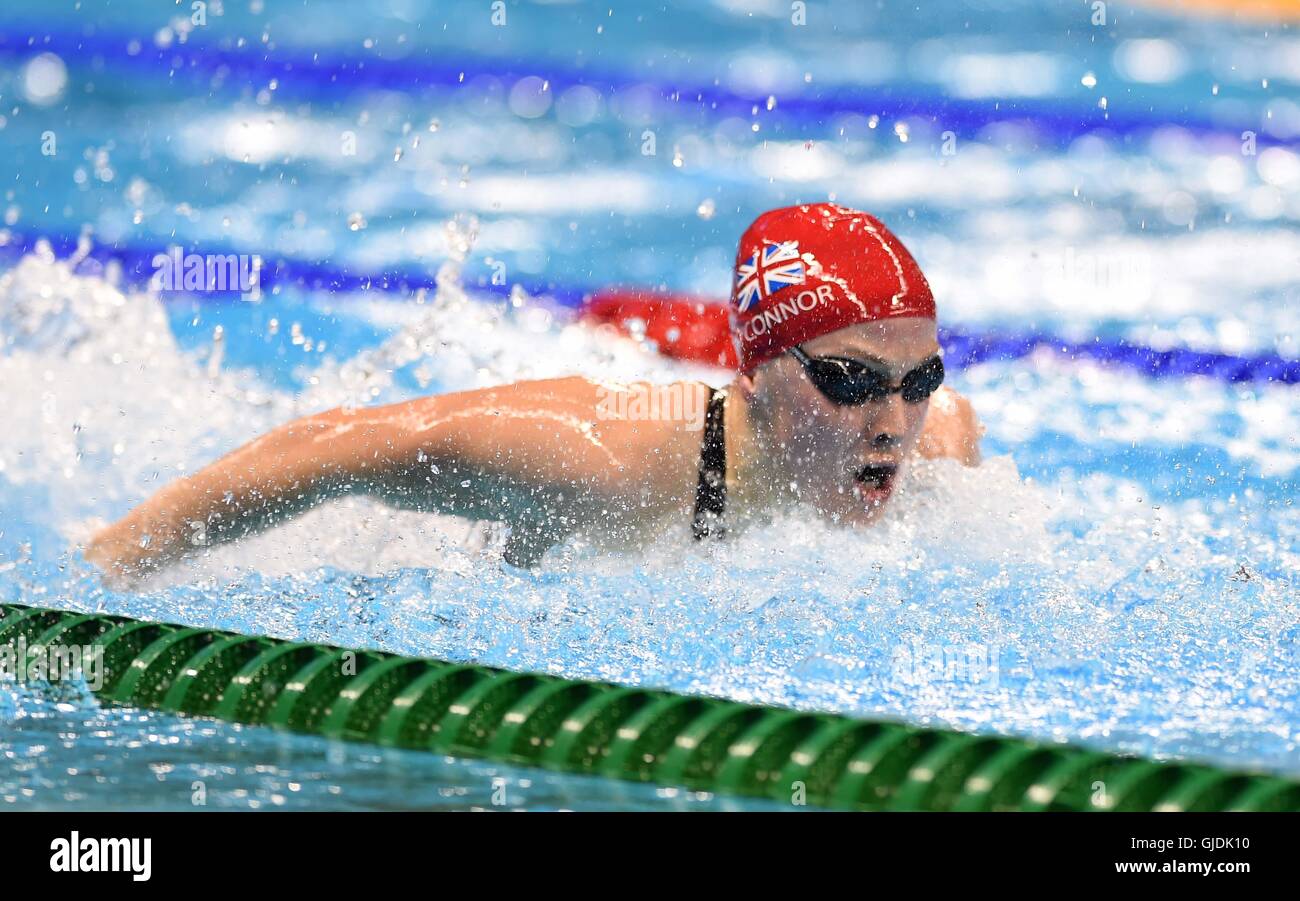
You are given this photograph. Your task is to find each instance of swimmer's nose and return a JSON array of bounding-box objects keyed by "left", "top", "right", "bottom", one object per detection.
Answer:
[
  {"left": 871, "top": 431, "right": 901, "bottom": 451},
  {"left": 868, "top": 392, "right": 908, "bottom": 448}
]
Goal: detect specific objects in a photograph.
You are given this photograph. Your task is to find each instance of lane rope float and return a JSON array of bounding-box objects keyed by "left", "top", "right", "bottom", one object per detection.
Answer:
[{"left": 3, "top": 603, "right": 1297, "bottom": 811}]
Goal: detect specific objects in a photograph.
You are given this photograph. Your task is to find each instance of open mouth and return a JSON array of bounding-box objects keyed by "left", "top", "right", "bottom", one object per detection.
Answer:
[
  {"left": 854, "top": 463, "right": 897, "bottom": 490},
  {"left": 852, "top": 463, "right": 898, "bottom": 511}
]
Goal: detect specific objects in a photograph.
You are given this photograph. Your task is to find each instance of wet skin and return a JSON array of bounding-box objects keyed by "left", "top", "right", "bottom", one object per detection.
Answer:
[{"left": 85, "top": 318, "right": 982, "bottom": 584}]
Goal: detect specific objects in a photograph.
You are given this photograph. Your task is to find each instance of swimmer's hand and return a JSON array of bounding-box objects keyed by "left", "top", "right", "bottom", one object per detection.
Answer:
[
  {"left": 85, "top": 527, "right": 157, "bottom": 590},
  {"left": 917, "top": 386, "right": 983, "bottom": 467}
]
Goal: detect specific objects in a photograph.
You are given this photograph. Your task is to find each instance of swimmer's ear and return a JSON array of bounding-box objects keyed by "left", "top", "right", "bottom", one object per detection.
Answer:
[
  {"left": 733, "top": 370, "right": 758, "bottom": 400},
  {"left": 732, "top": 370, "right": 766, "bottom": 424}
]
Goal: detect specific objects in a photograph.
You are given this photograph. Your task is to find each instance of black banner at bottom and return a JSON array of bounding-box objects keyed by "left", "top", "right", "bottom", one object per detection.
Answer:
[{"left": 0, "top": 810, "right": 1289, "bottom": 886}]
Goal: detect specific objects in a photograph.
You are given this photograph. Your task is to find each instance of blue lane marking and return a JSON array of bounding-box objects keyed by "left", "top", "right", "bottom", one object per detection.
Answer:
[
  {"left": 938, "top": 327, "right": 1299, "bottom": 386},
  {"left": 3, "top": 229, "right": 1296, "bottom": 387},
  {"left": 1, "top": 29, "right": 1294, "bottom": 151}
]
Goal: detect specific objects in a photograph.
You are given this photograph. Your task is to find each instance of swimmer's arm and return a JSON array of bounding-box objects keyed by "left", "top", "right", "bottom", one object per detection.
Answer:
[
  {"left": 84, "top": 407, "right": 395, "bottom": 585},
  {"left": 85, "top": 379, "right": 612, "bottom": 583},
  {"left": 917, "top": 387, "right": 983, "bottom": 466}
]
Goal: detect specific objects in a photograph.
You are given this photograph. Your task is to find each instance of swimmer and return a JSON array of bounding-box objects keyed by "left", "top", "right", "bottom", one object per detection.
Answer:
[{"left": 86, "top": 203, "right": 983, "bottom": 585}]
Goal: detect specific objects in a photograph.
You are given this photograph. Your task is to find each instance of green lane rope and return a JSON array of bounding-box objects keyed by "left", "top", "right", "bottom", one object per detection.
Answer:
[{"left": 3, "top": 602, "right": 1297, "bottom": 811}]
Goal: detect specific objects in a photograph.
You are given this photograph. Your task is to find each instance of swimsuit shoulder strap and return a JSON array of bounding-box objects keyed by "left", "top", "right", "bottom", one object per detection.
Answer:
[{"left": 692, "top": 385, "right": 728, "bottom": 540}]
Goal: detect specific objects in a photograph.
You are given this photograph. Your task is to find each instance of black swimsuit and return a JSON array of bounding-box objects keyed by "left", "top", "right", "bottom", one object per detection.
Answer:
[{"left": 692, "top": 387, "right": 728, "bottom": 540}]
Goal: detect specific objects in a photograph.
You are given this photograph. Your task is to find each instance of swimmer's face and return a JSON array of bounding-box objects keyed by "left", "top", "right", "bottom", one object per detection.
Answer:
[{"left": 746, "top": 317, "right": 938, "bottom": 526}]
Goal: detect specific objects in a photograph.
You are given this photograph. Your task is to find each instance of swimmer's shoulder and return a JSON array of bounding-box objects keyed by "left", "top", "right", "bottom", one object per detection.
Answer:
[
  {"left": 391, "top": 374, "right": 709, "bottom": 463},
  {"left": 448, "top": 375, "right": 711, "bottom": 424},
  {"left": 484, "top": 375, "right": 710, "bottom": 490}
]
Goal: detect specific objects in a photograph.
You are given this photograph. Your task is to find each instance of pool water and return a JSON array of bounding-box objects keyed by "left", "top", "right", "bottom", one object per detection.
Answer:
[{"left": 2, "top": 0, "right": 1299, "bottom": 809}]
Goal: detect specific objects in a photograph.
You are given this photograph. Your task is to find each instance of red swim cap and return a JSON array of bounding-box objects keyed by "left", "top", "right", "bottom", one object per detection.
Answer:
[{"left": 729, "top": 203, "right": 936, "bottom": 373}]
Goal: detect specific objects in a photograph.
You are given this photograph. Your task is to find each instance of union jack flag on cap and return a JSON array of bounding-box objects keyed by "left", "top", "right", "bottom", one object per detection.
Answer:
[{"left": 734, "top": 241, "right": 805, "bottom": 312}]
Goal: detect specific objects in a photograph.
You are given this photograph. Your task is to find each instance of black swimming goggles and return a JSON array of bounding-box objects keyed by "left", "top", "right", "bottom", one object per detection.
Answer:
[{"left": 788, "top": 346, "right": 945, "bottom": 406}]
